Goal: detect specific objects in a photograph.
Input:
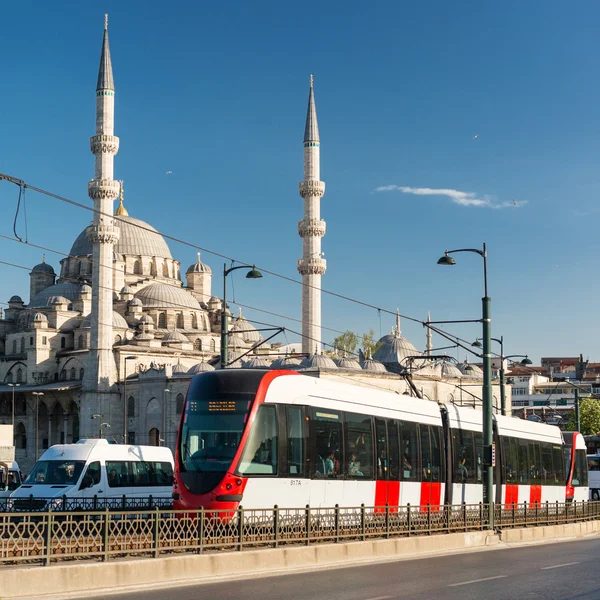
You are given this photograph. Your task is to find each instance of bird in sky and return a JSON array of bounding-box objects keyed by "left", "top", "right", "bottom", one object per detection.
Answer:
[
  {"left": 472, "top": 134, "right": 479, "bottom": 140},
  {"left": 512, "top": 200, "right": 517, "bottom": 205},
  {"left": 165, "top": 170, "right": 173, "bottom": 175}
]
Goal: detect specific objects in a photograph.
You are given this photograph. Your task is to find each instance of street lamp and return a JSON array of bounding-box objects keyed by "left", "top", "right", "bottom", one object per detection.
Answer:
[
  {"left": 7, "top": 383, "right": 20, "bottom": 431},
  {"left": 162, "top": 389, "right": 170, "bottom": 447},
  {"left": 91, "top": 413, "right": 110, "bottom": 439},
  {"left": 438, "top": 243, "right": 494, "bottom": 529},
  {"left": 32, "top": 392, "right": 44, "bottom": 461},
  {"left": 221, "top": 264, "right": 262, "bottom": 367},
  {"left": 122, "top": 356, "right": 136, "bottom": 444}
]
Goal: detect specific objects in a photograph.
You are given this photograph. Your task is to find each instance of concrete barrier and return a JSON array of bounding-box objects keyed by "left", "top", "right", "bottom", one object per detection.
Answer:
[
  {"left": 499, "top": 519, "right": 600, "bottom": 543},
  {"left": 0, "top": 531, "right": 498, "bottom": 599}
]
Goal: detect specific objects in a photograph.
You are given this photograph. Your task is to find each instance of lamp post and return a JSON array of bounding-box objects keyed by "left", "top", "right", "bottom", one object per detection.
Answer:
[
  {"left": 162, "top": 389, "right": 170, "bottom": 447},
  {"left": 122, "top": 356, "right": 136, "bottom": 444},
  {"left": 221, "top": 264, "right": 263, "bottom": 367},
  {"left": 32, "top": 392, "right": 44, "bottom": 461},
  {"left": 7, "top": 383, "right": 20, "bottom": 431},
  {"left": 438, "top": 243, "right": 494, "bottom": 529}
]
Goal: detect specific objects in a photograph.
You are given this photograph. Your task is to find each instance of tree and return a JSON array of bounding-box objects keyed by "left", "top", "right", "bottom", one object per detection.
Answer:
[
  {"left": 332, "top": 330, "right": 358, "bottom": 356},
  {"left": 361, "top": 329, "right": 381, "bottom": 358},
  {"left": 567, "top": 397, "right": 600, "bottom": 435}
]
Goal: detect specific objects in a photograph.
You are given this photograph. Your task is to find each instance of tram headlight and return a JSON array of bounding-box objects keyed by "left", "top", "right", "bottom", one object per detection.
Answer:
[{"left": 235, "top": 479, "right": 242, "bottom": 487}]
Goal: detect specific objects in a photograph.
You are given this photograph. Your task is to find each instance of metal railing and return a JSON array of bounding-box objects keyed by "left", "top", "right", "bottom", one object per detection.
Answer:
[
  {"left": 0, "top": 496, "right": 172, "bottom": 513},
  {"left": 0, "top": 501, "right": 598, "bottom": 567}
]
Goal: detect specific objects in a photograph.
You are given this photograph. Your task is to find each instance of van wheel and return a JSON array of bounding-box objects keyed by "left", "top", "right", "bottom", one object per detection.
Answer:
[{"left": 592, "top": 490, "right": 600, "bottom": 501}]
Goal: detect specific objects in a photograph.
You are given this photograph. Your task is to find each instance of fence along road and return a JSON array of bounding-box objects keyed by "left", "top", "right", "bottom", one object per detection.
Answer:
[{"left": 0, "top": 500, "right": 599, "bottom": 567}]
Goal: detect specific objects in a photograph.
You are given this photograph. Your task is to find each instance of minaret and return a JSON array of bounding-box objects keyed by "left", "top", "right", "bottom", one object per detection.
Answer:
[
  {"left": 81, "top": 15, "right": 121, "bottom": 436},
  {"left": 298, "top": 75, "right": 326, "bottom": 354},
  {"left": 426, "top": 312, "right": 432, "bottom": 355}
]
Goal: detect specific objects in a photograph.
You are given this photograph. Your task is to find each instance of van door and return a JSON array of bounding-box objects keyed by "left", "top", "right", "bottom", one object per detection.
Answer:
[{"left": 77, "top": 461, "right": 104, "bottom": 506}]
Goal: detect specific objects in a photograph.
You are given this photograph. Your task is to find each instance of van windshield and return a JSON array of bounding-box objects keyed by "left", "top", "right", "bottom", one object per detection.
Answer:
[{"left": 24, "top": 460, "right": 86, "bottom": 485}]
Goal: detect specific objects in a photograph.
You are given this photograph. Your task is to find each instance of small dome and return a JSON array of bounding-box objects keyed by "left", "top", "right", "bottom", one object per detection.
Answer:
[
  {"left": 440, "top": 362, "right": 463, "bottom": 379},
  {"left": 31, "top": 260, "right": 55, "bottom": 274},
  {"left": 243, "top": 357, "right": 270, "bottom": 369},
  {"left": 373, "top": 312, "right": 420, "bottom": 366},
  {"left": 139, "top": 314, "right": 154, "bottom": 324},
  {"left": 336, "top": 357, "right": 362, "bottom": 370},
  {"left": 188, "top": 361, "right": 215, "bottom": 374},
  {"left": 33, "top": 312, "right": 48, "bottom": 322},
  {"left": 458, "top": 361, "right": 483, "bottom": 379},
  {"left": 49, "top": 296, "right": 70, "bottom": 306},
  {"left": 221, "top": 351, "right": 244, "bottom": 368},
  {"left": 228, "top": 334, "right": 249, "bottom": 349},
  {"left": 172, "top": 362, "right": 188, "bottom": 376},
  {"left": 135, "top": 283, "right": 200, "bottom": 310},
  {"left": 186, "top": 253, "right": 212, "bottom": 275},
  {"left": 135, "top": 331, "right": 154, "bottom": 341},
  {"left": 362, "top": 358, "right": 387, "bottom": 373},
  {"left": 80, "top": 284, "right": 92, "bottom": 294},
  {"left": 128, "top": 298, "right": 143, "bottom": 307},
  {"left": 113, "top": 312, "right": 129, "bottom": 329},
  {"left": 230, "top": 310, "right": 262, "bottom": 344},
  {"left": 121, "top": 285, "right": 134, "bottom": 295},
  {"left": 208, "top": 295, "right": 221, "bottom": 305},
  {"left": 9, "top": 295, "right": 23, "bottom": 303},
  {"left": 299, "top": 353, "right": 338, "bottom": 370},
  {"left": 270, "top": 356, "right": 302, "bottom": 369},
  {"left": 162, "top": 329, "right": 189, "bottom": 343}
]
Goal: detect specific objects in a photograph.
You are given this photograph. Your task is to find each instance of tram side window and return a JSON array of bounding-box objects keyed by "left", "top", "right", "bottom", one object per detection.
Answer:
[
  {"left": 573, "top": 449, "right": 588, "bottom": 487},
  {"left": 375, "top": 419, "right": 388, "bottom": 480},
  {"left": 588, "top": 457, "right": 600, "bottom": 472},
  {"left": 502, "top": 437, "right": 516, "bottom": 484},
  {"left": 238, "top": 405, "right": 278, "bottom": 475},
  {"left": 388, "top": 421, "right": 400, "bottom": 480},
  {"left": 429, "top": 426, "right": 444, "bottom": 483},
  {"left": 286, "top": 406, "right": 304, "bottom": 476},
  {"left": 530, "top": 442, "right": 542, "bottom": 485},
  {"left": 311, "top": 410, "right": 343, "bottom": 478},
  {"left": 400, "top": 421, "right": 419, "bottom": 481},
  {"left": 453, "top": 429, "right": 474, "bottom": 484},
  {"left": 540, "top": 442, "right": 554, "bottom": 485},
  {"left": 552, "top": 445, "right": 565, "bottom": 485},
  {"left": 473, "top": 432, "right": 483, "bottom": 484},
  {"left": 518, "top": 439, "right": 530, "bottom": 485},
  {"left": 345, "top": 414, "right": 373, "bottom": 479}
]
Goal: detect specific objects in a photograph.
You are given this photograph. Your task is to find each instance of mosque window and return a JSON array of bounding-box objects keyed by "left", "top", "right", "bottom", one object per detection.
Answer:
[
  {"left": 60, "top": 369, "right": 67, "bottom": 381},
  {"left": 12, "top": 340, "right": 17, "bottom": 354},
  {"left": 158, "top": 313, "right": 167, "bottom": 328},
  {"left": 194, "top": 338, "right": 202, "bottom": 351},
  {"left": 192, "top": 314, "right": 199, "bottom": 329},
  {"left": 78, "top": 335, "right": 83, "bottom": 349},
  {"left": 149, "top": 428, "right": 160, "bottom": 447},
  {"left": 16, "top": 369, "right": 23, "bottom": 383},
  {"left": 210, "top": 339, "right": 216, "bottom": 353},
  {"left": 6, "top": 372, "right": 13, "bottom": 384},
  {"left": 176, "top": 313, "right": 184, "bottom": 328},
  {"left": 20, "top": 338, "right": 25, "bottom": 353},
  {"left": 70, "top": 367, "right": 76, "bottom": 380},
  {"left": 127, "top": 396, "right": 135, "bottom": 418},
  {"left": 150, "top": 261, "right": 157, "bottom": 276},
  {"left": 61, "top": 337, "right": 66, "bottom": 349},
  {"left": 134, "top": 260, "right": 142, "bottom": 275},
  {"left": 42, "top": 336, "right": 47, "bottom": 345},
  {"left": 114, "top": 335, "right": 122, "bottom": 344},
  {"left": 15, "top": 423, "right": 26, "bottom": 450},
  {"left": 163, "top": 262, "right": 169, "bottom": 277},
  {"left": 30, "top": 337, "right": 34, "bottom": 346},
  {"left": 176, "top": 393, "right": 184, "bottom": 415},
  {"left": 79, "top": 262, "right": 86, "bottom": 275},
  {"left": 87, "top": 262, "right": 93, "bottom": 275},
  {"left": 79, "top": 368, "right": 84, "bottom": 380}
]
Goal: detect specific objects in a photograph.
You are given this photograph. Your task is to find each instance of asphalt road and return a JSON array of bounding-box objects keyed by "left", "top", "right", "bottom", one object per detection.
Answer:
[{"left": 87, "top": 537, "right": 600, "bottom": 600}]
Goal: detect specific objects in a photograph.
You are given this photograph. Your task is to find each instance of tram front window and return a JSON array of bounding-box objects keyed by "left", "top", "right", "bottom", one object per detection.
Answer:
[{"left": 180, "top": 395, "right": 253, "bottom": 477}]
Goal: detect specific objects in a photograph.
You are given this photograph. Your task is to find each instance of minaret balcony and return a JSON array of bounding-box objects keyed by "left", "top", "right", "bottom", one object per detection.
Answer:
[
  {"left": 88, "top": 179, "right": 121, "bottom": 201},
  {"left": 297, "top": 257, "right": 327, "bottom": 276},
  {"left": 86, "top": 223, "right": 120, "bottom": 245},
  {"left": 298, "top": 219, "right": 326, "bottom": 238},
  {"left": 90, "top": 135, "right": 120, "bottom": 155},
  {"left": 299, "top": 180, "right": 325, "bottom": 198}
]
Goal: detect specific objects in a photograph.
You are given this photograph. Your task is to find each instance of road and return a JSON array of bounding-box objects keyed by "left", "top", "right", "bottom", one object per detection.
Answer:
[{"left": 87, "top": 537, "right": 600, "bottom": 600}]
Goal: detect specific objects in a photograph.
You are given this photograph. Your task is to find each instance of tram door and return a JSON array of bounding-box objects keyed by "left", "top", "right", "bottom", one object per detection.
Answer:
[{"left": 375, "top": 419, "right": 400, "bottom": 511}]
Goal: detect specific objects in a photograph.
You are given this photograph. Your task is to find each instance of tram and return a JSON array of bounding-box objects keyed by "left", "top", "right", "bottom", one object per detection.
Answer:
[{"left": 174, "top": 370, "right": 587, "bottom": 512}]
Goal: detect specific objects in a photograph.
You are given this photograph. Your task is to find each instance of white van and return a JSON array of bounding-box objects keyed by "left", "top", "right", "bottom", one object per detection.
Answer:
[
  {"left": 0, "top": 461, "right": 23, "bottom": 499},
  {"left": 9, "top": 439, "right": 173, "bottom": 510}
]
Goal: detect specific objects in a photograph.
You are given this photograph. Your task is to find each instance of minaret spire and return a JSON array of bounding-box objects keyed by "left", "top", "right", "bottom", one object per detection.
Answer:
[
  {"left": 82, "top": 15, "right": 121, "bottom": 437},
  {"left": 395, "top": 308, "right": 401, "bottom": 336},
  {"left": 298, "top": 75, "right": 326, "bottom": 354},
  {"left": 426, "top": 312, "right": 432, "bottom": 355}
]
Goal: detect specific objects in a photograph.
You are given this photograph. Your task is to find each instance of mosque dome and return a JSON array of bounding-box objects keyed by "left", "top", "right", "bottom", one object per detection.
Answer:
[
  {"left": 162, "top": 329, "right": 189, "bottom": 344},
  {"left": 80, "top": 311, "right": 129, "bottom": 329},
  {"left": 373, "top": 314, "right": 420, "bottom": 366},
  {"left": 121, "top": 285, "right": 134, "bottom": 295},
  {"left": 139, "top": 314, "right": 154, "bottom": 325},
  {"left": 172, "top": 362, "right": 188, "bottom": 376},
  {"left": 128, "top": 298, "right": 143, "bottom": 307},
  {"left": 243, "top": 357, "right": 271, "bottom": 369},
  {"left": 188, "top": 361, "right": 215, "bottom": 374},
  {"left": 29, "top": 283, "right": 82, "bottom": 308},
  {"left": 69, "top": 216, "right": 173, "bottom": 260},
  {"left": 80, "top": 284, "right": 92, "bottom": 294},
  {"left": 32, "top": 312, "right": 48, "bottom": 323},
  {"left": 440, "top": 362, "right": 463, "bottom": 379},
  {"left": 134, "top": 283, "right": 200, "bottom": 310},
  {"left": 270, "top": 356, "right": 302, "bottom": 369},
  {"left": 362, "top": 358, "right": 387, "bottom": 373},
  {"left": 49, "top": 296, "right": 71, "bottom": 306},
  {"left": 9, "top": 295, "right": 24, "bottom": 304},
  {"left": 299, "top": 353, "right": 338, "bottom": 370},
  {"left": 230, "top": 311, "right": 262, "bottom": 344},
  {"left": 336, "top": 357, "right": 362, "bottom": 370},
  {"left": 458, "top": 361, "right": 483, "bottom": 379},
  {"left": 186, "top": 253, "right": 212, "bottom": 274},
  {"left": 31, "top": 260, "right": 55, "bottom": 274}
]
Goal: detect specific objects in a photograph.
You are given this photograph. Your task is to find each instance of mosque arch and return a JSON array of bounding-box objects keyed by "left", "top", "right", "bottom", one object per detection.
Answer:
[
  {"left": 20, "top": 337, "right": 25, "bottom": 353},
  {"left": 210, "top": 339, "right": 216, "bottom": 353},
  {"left": 192, "top": 314, "right": 199, "bottom": 329},
  {"left": 158, "top": 312, "right": 167, "bottom": 328},
  {"left": 16, "top": 369, "right": 23, "bottom": 384},
  {"left": 162, "top": 262, "right": 169, "bottom": 277},
  {"left": 77, "top": 335, "right": 83, "bottom": 349},
  {"left": 176, "top": 313, "right": 184, "bottom": 328},
  {"left": 133, "top": 260, "right": 142, "bottom": 275},
  {"left": 5, "top": 372, "right": 12, "bottom": 384},
  {"left": 127, "top": 396, "right": 136, "bottom": 418},
  {"left": 70, "top": 367, "right": 76, "bottom": 380},
  {"left": 194, "top": 338, "right": 202, "bottom": 351},
  {"left": 12, "top": 340, "right": 17, "bottom": 354}
]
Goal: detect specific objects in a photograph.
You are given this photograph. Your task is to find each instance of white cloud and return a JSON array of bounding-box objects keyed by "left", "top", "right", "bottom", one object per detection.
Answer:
[{"left": 374, "top": 185, "right": 527, "bottom": 209}]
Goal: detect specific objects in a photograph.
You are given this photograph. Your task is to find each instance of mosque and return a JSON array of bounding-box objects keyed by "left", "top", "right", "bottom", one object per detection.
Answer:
[{"left": 0, "top": 18, "right": 502, "bottom": 473}]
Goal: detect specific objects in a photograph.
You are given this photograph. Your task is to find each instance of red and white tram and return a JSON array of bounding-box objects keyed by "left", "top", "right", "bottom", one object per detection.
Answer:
[
  {"left": 173, "top": 370, "right": 587, "bottom": 512},
  {"left": 563, "top": 431, "right": 589, "bottom": 502}
]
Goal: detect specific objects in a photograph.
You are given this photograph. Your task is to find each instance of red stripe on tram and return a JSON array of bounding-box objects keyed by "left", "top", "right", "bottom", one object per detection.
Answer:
[
  {"left": 505, "top": 484, "right": 519, "bottom": 506},
  {"left": 419, "top": 482, "right": 441, "bottom": 511},
  {"left": 388, "top": 480, "right": 400, "bottom": 512},
  {"left": 529, "top": 485, "right": 542, "bottom": 507},
  {"left": 374, "top": 480, "right": 388, "bottom": 513}
]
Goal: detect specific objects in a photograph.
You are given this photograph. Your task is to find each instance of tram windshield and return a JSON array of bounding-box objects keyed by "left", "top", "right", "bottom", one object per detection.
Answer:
[{"left": 180, "top": 394, "right": 254, "bottom": 474}]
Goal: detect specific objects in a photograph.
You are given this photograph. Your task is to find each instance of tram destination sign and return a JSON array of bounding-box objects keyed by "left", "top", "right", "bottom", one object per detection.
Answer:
[
  {"left": 208, "top": 401, "right": 237, "bottom": 412},
  {"left": 0, "top": 446, "right": 15, "bottom": 462}
]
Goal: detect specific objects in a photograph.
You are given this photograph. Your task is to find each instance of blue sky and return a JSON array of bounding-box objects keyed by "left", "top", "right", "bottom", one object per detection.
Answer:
[{"left": 1, "top": 1, "right": 599, "bottom": 364}]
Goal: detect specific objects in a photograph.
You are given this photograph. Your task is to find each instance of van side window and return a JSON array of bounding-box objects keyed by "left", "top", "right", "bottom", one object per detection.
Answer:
[{"left": 86, "top": 461, "right": 101, "bottom": 486}]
